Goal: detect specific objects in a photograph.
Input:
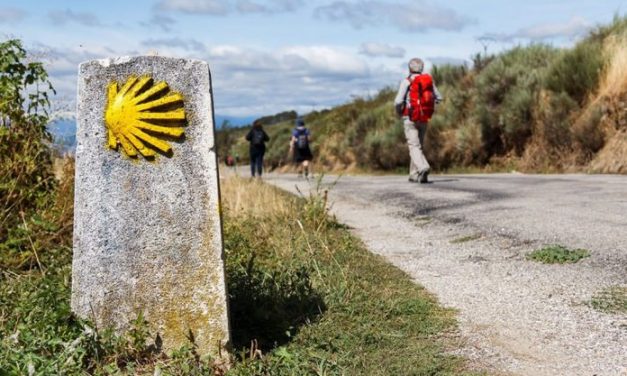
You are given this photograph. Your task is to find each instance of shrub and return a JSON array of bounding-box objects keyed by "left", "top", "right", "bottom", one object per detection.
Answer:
[
  {"left": 455, "top": 120, "right": 483, "bottom": 165},
  {"left": 0, "top": 39, "right": 56, "bottom": 265},
  {"left": 545, "top": 40, "right": 604, "bottom": 104},
  {"left": 474, "top": 44, "right": 559, "bottom": 157},
  {"left": 431, "top": 64, "right": 468, "bottom": 87},
  {"left": 572, "top": 103, "right": 605, "bottom": 153},
  {"left": 534, "top": 90, "right": 578, "bottom": 149}
]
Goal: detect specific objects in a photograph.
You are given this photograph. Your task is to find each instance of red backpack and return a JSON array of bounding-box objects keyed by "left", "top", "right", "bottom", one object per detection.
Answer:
[{"left": 406, "top": 74, "right": 435, "bottom": 123}]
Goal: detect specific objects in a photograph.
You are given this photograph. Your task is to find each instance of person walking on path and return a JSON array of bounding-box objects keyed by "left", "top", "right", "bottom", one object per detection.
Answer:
[
  {"left": 290, "top": 118, "right": 313, "bottom": 178},
  {"left": 394, "top": 58, "right": 442, "bottom": 183},
  {"left": 245, "top": 120, "right": 270, "bottom": 178}
]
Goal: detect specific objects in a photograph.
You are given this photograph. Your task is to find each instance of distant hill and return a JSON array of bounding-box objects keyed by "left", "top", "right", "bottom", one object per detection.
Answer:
[{"left": 48, "top": 119, "right": 76, "bottom": 153}]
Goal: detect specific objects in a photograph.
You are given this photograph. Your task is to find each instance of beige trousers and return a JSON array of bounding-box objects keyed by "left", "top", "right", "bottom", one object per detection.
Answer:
[{"left": 403, "top": 118, "right": 430, "bottom": 178}]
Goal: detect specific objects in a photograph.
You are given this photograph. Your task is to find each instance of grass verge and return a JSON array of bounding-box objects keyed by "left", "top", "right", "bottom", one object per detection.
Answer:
[
  {"left": 526, "top": 245, "right": 591, "bottom": 264},
  {"left": 0, "top": 173, "right": 479, "bottom": 375},
  {"left": 224, "top": 176, "right": 478, "bottom": 375}
]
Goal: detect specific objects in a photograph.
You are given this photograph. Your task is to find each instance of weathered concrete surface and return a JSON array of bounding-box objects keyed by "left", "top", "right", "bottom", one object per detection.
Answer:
[
  {"left": 266, "top": 173, "right": 627, "bottom": 376},
  {"left": 72, "top": 56, "right": 230, "bottom": 356}
]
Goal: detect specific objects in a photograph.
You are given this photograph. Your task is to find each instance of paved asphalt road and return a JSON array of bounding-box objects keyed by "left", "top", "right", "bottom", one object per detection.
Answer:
[{"left": 264, "top": 172, "right": 627, "bottom": 376}]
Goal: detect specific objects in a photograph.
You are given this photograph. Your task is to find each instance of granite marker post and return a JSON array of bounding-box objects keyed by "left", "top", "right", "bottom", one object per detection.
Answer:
[{"left": 72, "top": 56, "right": 230, "bottom": 357}]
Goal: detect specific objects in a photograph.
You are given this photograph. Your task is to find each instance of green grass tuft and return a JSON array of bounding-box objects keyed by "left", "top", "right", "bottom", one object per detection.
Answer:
[
  {"left": 450, "top": 234, "right": 482, "bottom": 244},
  {"left": 526, "top": 245, "right": 590, "bottom": 264},
  {"left": 588, "top": 286, "right": 627, "bottom": 314}
]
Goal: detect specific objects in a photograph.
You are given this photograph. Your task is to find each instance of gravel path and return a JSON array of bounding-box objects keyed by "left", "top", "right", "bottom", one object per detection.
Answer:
[{"left": 264, "top": 172, "right": 627, "bottom": 376}]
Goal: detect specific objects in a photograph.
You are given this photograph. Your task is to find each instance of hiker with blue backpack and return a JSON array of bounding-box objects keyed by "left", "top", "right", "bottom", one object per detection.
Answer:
[
  {"left": 394, "top": 58, "right": 442, "bottom": 184},
  {"left": 245, "top": 120, "right": 270, "bottom": 178},
  {"left": 290, "top": 118, "right": 313, "bottom": 178}
]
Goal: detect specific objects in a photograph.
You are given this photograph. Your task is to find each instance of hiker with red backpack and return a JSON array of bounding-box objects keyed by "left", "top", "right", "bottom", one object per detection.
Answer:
[{"left": 394, "top": 58, "right": 442, "bottom": 184}]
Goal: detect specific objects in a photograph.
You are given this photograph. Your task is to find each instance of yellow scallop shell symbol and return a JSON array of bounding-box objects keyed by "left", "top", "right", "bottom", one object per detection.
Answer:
[{"left": 104, "top": 75, "right": 186, "bottom": 158}]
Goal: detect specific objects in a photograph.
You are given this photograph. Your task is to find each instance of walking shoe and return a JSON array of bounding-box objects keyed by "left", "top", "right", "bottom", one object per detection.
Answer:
[
  {"left": 408, "top": 175, "right": 420, "bottom": 183},
  {"left": 419, "top": 169, "right": 430, "bottom": 184}
]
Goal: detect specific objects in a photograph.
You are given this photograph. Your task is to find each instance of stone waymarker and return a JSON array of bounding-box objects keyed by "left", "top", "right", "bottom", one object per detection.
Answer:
[{"left": 72, "top": 56, "right": 230, "bottom": 356}]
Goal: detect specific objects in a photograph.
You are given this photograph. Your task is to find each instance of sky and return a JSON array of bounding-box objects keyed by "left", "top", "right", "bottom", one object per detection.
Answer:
[{"left": 1, "top": 0, "right": 625, "bottom": 120}]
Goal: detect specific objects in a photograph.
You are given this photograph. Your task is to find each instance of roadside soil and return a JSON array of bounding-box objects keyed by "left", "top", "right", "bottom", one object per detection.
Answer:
[{"left": 263, "top": 171, "right": 627, "bottom": 376}]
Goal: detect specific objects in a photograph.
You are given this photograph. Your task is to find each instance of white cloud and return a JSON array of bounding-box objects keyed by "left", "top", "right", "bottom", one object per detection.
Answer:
[
  {"left": 270, "top": 0, "right": 304, "bottom": 12},
  {"left": 517, "top": 16, "right": 591, "bottom": 40},
  {"left": 479, "top": 16, "right": 592, "bottom": 42},
  {"left": 142, "top": 14, "right": 177, "bottom": 32},
  {"left": 0, "top": 7, "right": 26, "bottom": 24},
  {"left": 141, "top": 38, "right": 207, "bottom": 53},
  {"left": 37, "top": 40, "right": 398, "bottom": 118},
  {"left": 156, "top": 0, "right": 229, "bottom": 15},
  {"left": 314, "top": 1, "right": 472, "bottom": 32},
  {"left": 236, "top": 0, "right": 269, "bottom": 13},
  {"left": 48, "top": 9, "right": 103, "bottom": 27},
  {"left": 281, "top": 46, "right": 369, "bottom": 77},
  {"left": 359, "top": 42, "right": 405, "bottom": 58},
  {"left": 156, "top": 0, "right": 304, "bottom": 15},
  {"left": 203, "top": 45, "right": 394, "bottom": 116},
  {"left": 427, "top": 56, "right": 470, "bottom": 67}
]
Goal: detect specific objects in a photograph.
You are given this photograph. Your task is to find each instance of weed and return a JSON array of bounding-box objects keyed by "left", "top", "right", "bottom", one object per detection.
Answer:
[
  {"left": 588, "top": 286, "right": 627, "bottom": 314},
  {"left": 451, "top": 234, "right": 482, "bottom": 244},
  {"left": 527, "top": 245, "right": 591, "bottom": 264}
]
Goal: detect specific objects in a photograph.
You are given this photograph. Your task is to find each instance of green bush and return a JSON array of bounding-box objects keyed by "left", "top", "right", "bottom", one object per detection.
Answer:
[
  {"left": 0, "top": 39, "right": 57, "bottom": 268},
  {"left": 432, "top": 64, "right": 468, "bottom": 87},
  {"left": 545, "top": 41, "right": 604, "bottom": 104},
  {"left": 572, "top": 103, "right": 605, "bottom": 153},
  {"left": 535, "top": 91, "right": 578, "bottom": 149},
  {"left": 474, "top": 44, "right": 559, "bottom": 156}
]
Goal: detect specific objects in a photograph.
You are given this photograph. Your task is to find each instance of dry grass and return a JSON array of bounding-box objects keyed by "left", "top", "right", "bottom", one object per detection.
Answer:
[
  {"left": 221, "top": 176, "right": 296, "bottom": 219},
  {"left": 599, "top": 32, "right": 627, "bottom": 99},
  {"left": 585, "top": 30, "right": 627, "bottom": 173},
  {"left": 589, "top": 131, "right": 627, "bottom": 173}
]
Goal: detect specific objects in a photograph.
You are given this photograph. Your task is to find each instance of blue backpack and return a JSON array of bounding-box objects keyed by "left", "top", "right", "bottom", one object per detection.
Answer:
[{"left": 295, "top": 128, "right": 309, "bottom": 149}]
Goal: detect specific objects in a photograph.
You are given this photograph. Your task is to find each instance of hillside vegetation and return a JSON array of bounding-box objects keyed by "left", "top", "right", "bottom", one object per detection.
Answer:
[{"left": 222, "top": 16, "right": 627, "bottom": 174}]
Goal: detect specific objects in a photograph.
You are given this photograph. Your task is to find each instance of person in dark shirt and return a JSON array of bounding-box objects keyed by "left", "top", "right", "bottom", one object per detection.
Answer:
[
  {"left": 290, "top": 118, "right": 313, "bottom": 178},
  {"left": 245, "top": 120, "right": 270, "bottom": 178}
]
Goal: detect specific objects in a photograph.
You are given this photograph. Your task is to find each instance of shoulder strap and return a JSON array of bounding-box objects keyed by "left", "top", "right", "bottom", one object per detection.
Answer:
[{"left": 404, "top": 75, "right": 413, "bottom": 102}]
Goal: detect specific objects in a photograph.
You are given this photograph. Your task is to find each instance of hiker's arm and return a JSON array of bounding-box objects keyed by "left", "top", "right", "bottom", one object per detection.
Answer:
[
  {"left": 394, "top": 79, "right": 409, "bottom": 105},
  {"left": 245, "top": 130, "right": 252, "bottom": 141},
  {"left": 264, "top": 130, "right": 270, "bottom": 142},
  {"left": 394, "top": 79, "right": 409, "bottom": 115}
]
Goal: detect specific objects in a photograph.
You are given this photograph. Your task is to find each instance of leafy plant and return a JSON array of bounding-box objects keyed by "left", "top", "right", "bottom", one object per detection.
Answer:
[
  {"left": 545, "top": 40, "right": 604, "bottom": 104},
  {"left": 588, "top": 286, "right": 627, "bottom": 314},
  {"left": 0, "top": 39, "right": 56, "bottom": 257},
  {"left": 527, "top": 245, "right": 591, "bottom": 264}
]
